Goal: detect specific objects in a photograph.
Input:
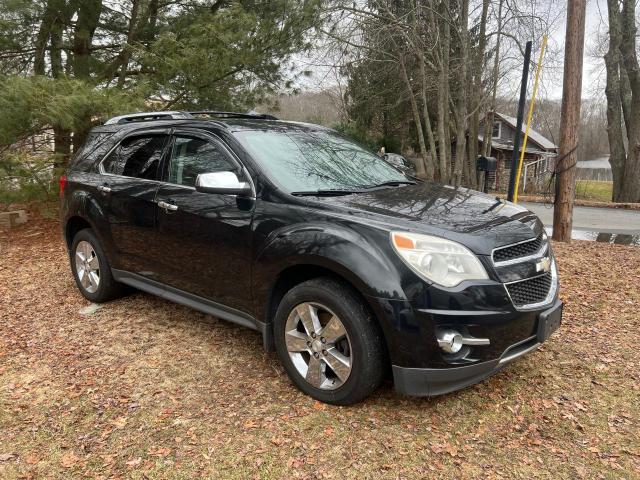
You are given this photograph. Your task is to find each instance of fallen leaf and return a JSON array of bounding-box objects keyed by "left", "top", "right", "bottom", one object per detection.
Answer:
[
  {"left": 61, "top": 452, "right": 79, "bottom": 468},
  {"left": 149, "top": 447, "right": 171, "bottom": 457},
  {"left": 113, "top": 416, "right": 127, "bottom": 429},
  {"left": 126, "top": 457, "right": 142, "bottom": 467}
]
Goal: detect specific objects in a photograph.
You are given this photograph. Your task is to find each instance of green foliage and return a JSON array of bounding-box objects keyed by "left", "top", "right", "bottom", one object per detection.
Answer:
[
  {"left": 0, "top": 75, "right": 144, "bottom": 147},
  {"left": 340, "top": 24, "right": 418, "bottom": 157},
  {"left": 0, "top": 0, "right": 324, "bottom": 179},
  {"left": 0, "top": 150, "right": 55, "bottom": 204},
  {"left": 0, "top": 75, "right": 144, "bottom": 207},
  {"left": 334, "top": 121, "right": 402, "bottom": 154},
  {"left": 333, "top": 121, "right": 378, "bottom": 149},
  {"left": 145, "top": 0, "right": 322, "bottom": 109}
]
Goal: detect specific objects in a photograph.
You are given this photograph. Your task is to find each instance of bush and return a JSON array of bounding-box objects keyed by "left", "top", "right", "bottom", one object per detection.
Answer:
[{"left": 0, "top": 151, "right": 59, "bottom": 204}]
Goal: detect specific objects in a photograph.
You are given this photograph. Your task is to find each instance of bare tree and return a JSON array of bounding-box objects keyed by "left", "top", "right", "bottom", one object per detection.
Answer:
[
  {"left": 318, "top": 0, "right": 556, "bottom": 189},
  {"left": 604, "top": 0, "right": 640, "bottom": 202}
]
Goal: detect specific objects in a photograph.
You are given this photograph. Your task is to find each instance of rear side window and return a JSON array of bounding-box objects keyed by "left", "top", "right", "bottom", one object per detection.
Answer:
[
  {"left": 102, "top": 135, "right": 167, "bottom": 180},
  {"left": 69, "top": 132, "right": 114, "bottom": 172}
]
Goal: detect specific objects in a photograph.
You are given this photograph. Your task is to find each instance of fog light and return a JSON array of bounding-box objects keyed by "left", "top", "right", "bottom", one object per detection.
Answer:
[
  {"left": 436, "top": 329, "right": 490, "bottom": 354},
  {"left": 437, "top": 330, "right": 464, "bottom": 353}
]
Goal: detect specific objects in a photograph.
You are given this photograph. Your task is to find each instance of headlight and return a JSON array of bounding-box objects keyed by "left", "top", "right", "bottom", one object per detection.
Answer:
[{"left": 390, "top": 231, "right": 488, "bottom": 287}]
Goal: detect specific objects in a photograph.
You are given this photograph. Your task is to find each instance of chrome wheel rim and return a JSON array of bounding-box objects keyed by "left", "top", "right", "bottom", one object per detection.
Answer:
[
  {"left": 75, "top": 240, "right": 100, "bottom": 294},
  {"left": 285, "top": 302, "right": 353, "bottom": 390}
]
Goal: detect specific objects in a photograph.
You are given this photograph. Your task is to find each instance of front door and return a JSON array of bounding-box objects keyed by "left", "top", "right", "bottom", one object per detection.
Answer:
[
  {"left": 98, "top": 131, "right": 169, "bottom": 275},
  {"left": 153, "top": 130, "right": 255, "bottom": 314}
]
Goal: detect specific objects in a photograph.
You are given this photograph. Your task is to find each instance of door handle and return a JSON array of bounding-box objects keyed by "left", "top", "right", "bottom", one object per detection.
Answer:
[
  {"left": 97, "top": 185, "right": 111, "bottom": 193},
  {"left": 158, "top": 200, "right": 178, "bottom": 212}
]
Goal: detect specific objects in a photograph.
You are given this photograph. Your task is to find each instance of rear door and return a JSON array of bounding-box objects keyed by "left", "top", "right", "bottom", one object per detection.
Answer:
[
  {"left": 98, "top": 130, "right": 170, "bottom": 275},
  {"left": 153, "top": 130, "right": 255, "bottom": 313}
]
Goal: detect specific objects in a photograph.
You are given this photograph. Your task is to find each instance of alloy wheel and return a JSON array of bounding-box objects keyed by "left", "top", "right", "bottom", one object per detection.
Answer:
[
  {"left": 284, "top": 302, "right": 353, "bottom": 390},
  {"left": 75, "top": 240, "right": 100, "bottom": 294}
]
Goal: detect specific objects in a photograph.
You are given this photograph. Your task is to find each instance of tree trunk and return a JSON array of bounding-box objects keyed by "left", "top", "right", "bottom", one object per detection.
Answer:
[
  {"left": 482, "top": 0, "right": 504, "bottom": 158},
  {"left": 437, "top": 16, "right": 451, "bottom": 183},
  {"left": 71, "top": 0, "right": 102, "bottom": 153},
  {"left": 49, "top": 3, "right": 66, "bottom": 78},
  {"left": 33, "top": 2, "right": 57, "bottom": 75},
  {"left": 399, "top": 55, "right": 429, "bottom": 177},
  {"left": 552, "top": 0, "right": 586, "bottom": 242},
  {"left": 51, "top": 3, "right": 73, "bottom": 165},
  {"left": 605, "top": 0, "right": 626, "bottom": 202},
  {"left": 605, "top": 0, "right": 640, "bottom": 202},
  {"left": 145, "top": 0, "right": 160, "bottom": 44},
  {"left": 420, "top": 57, "right": 437, "bottom": 180},
  {"left": 452, "top": 0, "right": 469, "bottom": 187},
  {"left": 71, "top": 0, "right": 102, "bottom": 80},
  {"left": 467, "top": 0, "right": 489, "bottom": 189},
  {"left": 617, "top": 0, "right": 640, "bottom": 202},
  {"left": 118, "top": 0, "right": 142, "bottom": 88}
]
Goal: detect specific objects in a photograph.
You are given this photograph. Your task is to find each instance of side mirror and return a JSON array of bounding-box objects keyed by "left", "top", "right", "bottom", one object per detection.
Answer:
[{"left": 195, "top": 171, "right": 252, "bottom": 196}]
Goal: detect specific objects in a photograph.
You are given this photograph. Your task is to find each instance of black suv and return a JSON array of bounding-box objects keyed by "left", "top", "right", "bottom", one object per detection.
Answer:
[{"left": 60, "top": 111, "right": 562, "bottom": 405}]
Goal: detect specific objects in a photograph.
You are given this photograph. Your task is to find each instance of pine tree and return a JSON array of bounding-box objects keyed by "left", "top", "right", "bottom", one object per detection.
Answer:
[{"left": 0, "top": 0, "right": 323, "bottom": 164}]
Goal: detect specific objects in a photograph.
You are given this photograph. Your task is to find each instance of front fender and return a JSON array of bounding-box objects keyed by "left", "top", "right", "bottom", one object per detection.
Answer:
[{"left": 252, "top": 223, "right": 406, "bottom": 321}]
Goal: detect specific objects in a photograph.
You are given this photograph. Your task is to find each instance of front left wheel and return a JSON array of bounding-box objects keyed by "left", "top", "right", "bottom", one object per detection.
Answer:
[
  {"left": 70, "top": 228, "right": 123, "bottom": 303},
  {"left": 273, "top": 277, "right": 386, "bottom": 405}
]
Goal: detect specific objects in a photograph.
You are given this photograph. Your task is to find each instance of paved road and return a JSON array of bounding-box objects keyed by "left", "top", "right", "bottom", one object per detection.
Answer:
[{"left": 522, "top": 202, "right": 640, "bottom": 234}]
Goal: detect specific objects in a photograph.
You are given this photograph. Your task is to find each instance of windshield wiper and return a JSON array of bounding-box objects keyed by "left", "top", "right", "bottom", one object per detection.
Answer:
[
  {"left": 290, "top": 181, "right": 416, "bottom": 197},
  {"left": 290, "top": 188, "right": 363, "bottom": 197},
  {"left": 361, "top": 180, "right": 416, "bottom": 189}
]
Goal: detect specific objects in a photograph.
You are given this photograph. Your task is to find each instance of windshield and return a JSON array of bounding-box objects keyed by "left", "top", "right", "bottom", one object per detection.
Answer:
[{"left": 233, "top": 129, "right": 409, "bottom": 193}]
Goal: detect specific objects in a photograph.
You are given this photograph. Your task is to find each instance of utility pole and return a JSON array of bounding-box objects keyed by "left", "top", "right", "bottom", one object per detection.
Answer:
[
  {"left": 552, "top": 0, "right": 587, "bottom": 242},
  {"left": 507, "top": 41, "right": 532, "bottom": 202}
]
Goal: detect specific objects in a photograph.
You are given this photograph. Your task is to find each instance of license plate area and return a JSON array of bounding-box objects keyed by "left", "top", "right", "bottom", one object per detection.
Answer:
[{"left": 537, "top": 302, "right": 562, "bottom": 342}]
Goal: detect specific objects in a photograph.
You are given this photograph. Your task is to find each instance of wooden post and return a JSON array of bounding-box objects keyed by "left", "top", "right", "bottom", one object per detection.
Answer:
[{"left": 552, "top": 0, "right": 587, "bottom": 242}]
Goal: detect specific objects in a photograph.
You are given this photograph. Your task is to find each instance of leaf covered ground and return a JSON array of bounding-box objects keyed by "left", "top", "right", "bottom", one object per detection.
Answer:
[{"left": 1, "top": 219, "right": 639, "bottom": 479}]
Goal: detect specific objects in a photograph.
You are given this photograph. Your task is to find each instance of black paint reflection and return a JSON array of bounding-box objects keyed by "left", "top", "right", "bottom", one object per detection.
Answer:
[{"left": 153, "top": 185, "right": 254, "bottom": 312}]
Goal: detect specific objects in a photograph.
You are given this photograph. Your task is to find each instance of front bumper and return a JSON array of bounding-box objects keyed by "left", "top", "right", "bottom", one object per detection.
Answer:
[{"left": 391, "top": 299, "right": 563, "bottom": 396}]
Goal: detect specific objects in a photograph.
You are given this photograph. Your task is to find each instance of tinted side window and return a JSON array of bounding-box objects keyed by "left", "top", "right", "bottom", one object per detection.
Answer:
[
  {"left": 167, "top": 136, "right": 236, "bottom": 187},
  {"left": 102, "top": 135, "right": 166, "bottom": 179},
  {"left": 69, "top": 132, "right": 114, "bottom": 172}
]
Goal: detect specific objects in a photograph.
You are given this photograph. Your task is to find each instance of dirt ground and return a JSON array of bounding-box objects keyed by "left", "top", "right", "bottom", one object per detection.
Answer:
[{"left": 1, "top": 219, "right": 639, "bottom": 479}]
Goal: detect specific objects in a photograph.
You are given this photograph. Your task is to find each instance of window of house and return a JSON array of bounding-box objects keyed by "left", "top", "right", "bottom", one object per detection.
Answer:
[{"left": 492, "top": 121, "right": 502, "bottom": 139}]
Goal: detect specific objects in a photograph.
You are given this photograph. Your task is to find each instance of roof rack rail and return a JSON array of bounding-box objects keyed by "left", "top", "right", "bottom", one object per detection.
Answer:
[
  {"left": 104, "top": 111, "right": 194, "bottom": 125},
  {"left": 189, "top": 110, "right": 278, "bottom": 120}
]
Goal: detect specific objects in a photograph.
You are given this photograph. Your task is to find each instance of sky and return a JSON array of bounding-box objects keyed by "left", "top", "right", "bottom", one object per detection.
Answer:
[{"left": 546, "top": 0, "right": 608, "bottom": 100}]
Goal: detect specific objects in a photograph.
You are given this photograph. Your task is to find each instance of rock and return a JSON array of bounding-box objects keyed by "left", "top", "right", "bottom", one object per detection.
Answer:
[
  {"left": 0, "top": 210, "right": 28, "bottom": 230},
  {"left": 79, "top": 303, "right": 102, "bottom": 315}
]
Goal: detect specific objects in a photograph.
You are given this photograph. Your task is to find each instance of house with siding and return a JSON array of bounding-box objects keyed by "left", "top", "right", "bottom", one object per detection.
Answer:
[{"left": 473, "top": 112, "right": 558, "bottom": 191}]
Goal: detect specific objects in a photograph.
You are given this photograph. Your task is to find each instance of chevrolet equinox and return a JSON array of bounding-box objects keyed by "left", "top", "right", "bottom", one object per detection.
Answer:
[{"left": 60, "top": 110, "right": 562, "bottom": 405}]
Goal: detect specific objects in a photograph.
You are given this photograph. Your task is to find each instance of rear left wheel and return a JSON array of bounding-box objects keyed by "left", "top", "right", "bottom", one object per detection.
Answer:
[{"left": 70, "top": 228, "right": 123, "bottom": 303}]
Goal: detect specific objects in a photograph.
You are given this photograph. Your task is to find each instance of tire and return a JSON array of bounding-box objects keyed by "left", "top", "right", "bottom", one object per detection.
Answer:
[
  {"left": 273, "top": 277, "right": 386, "bottom": 405},
  {"left": 70, "top": 228, "right": 123, "bottom": 303}
]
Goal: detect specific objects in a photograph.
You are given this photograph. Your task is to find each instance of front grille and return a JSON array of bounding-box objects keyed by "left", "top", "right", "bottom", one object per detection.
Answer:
[
  {"left": 493, "top": 233, "right": 545, "bottom": 263},
  {"left": 505, "top": 271, "right": 553, "bottom": 307}
]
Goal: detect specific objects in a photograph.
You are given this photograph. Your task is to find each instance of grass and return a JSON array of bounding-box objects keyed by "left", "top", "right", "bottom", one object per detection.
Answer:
[
  {"left": 1, "top": 219, "right": 639, "bottom": 479},
  {"left": 575, "top": 180, "right": 613, "bottom": 202}
]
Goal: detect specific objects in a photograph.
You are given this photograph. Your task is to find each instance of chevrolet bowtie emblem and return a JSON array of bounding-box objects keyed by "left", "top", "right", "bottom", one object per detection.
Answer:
[{"left": 536, "top": 257, "right": 551, "bottom": 273}]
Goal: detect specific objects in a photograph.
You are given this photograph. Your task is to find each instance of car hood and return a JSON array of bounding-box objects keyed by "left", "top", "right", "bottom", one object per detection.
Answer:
[{"left": 309, "top": 182, "right": 545, "bottom": 255}]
